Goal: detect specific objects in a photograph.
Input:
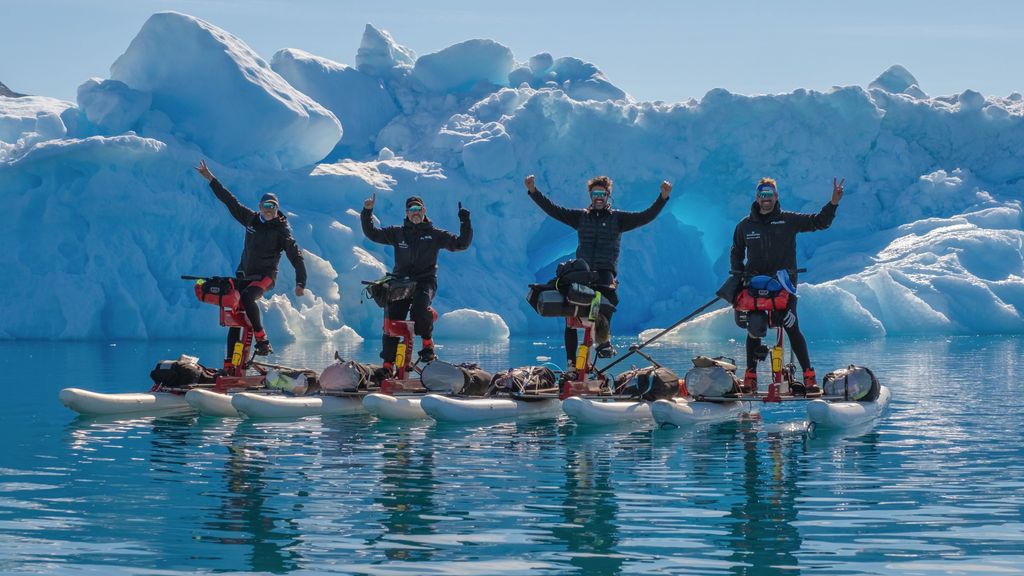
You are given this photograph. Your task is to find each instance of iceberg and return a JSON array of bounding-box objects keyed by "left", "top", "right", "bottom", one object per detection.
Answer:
[
  {"left": 434, "top": 309, "right": 510, "bottom": 342},
  {"left": 1, "top": 12, "right": 1022, "bottom": 344},
  {"left": 272, "top": 48, "right": 398, "bottom": 159},
  {"left": 108, "top": 11, "right": 342, "bottom": 169}
]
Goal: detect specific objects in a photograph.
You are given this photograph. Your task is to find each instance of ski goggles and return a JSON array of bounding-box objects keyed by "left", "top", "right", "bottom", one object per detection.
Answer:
[
  {"left": 260, "top": 202, "right": 279, "bottom": 209},
  {"left": 756, "top": 185, "right": 777, "bottom": 199},
  {"left": 407, "top": 205, "right": 424, "bottom": 213},
  {"left": 589, "top": 189, "right": 609, "bottom": 198}
]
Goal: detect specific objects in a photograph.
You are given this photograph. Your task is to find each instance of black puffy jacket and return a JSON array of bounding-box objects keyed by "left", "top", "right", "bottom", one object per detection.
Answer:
[
  {"left": 730, "top": 200, "right": 837, "bottom": 279},
  {"left": 361, "top": 209, "right": 472, "bottom": 281},
  {"left": 528, "top": 188, "right": 667, "bottom": 274},
  {"left": 210, "top": 179, "right": 307, "bottom": 286}
]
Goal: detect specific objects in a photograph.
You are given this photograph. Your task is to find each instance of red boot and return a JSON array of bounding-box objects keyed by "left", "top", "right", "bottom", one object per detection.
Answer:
[
  {"left": 742, "top": 368, "right": 758, "bottom": 394},
  {"left": 802, "top": 368, "right": 821, "bottom": 396}
]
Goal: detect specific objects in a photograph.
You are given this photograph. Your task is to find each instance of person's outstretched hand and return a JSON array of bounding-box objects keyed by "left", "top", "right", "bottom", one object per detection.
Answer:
[
  {"left": 295, "top": 286, "right": 305, "bottom": 297},
  {"left": 660, "top": 180, "right": 672, "bottom": 200},
  {"left": 195, "top": 159, "right": 215, "bottom": 182},
  {"left": 525, "top": 175, "right": 538, "bottom": 194},
  {"left": 364, "top": 192, "right": 376, "bottom": 211},
  {"left": 458, "top": 201, "right": 470, "bottom": 222},
  {"left": 831, "top": 177, "right": 845, "bottom": 205}
]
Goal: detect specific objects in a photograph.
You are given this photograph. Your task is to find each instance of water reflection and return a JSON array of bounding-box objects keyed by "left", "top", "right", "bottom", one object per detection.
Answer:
[
  {"left": 726, "top": 422, "right": 803, "bottom": 575},
  {"left": 556, "top": 430, "right": 625, "bottom": 575},
  {"left": 206, "top": 424, "right": 301, "bottom": 573},
  {"left": 5, "top": 336, "right": 1024, "bottom": 574},
  {"left": 372, "top": 425, "right": 439, "bottom": 562}
]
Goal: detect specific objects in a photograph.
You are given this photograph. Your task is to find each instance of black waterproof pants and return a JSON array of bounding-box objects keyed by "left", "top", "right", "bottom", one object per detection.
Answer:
[
  {"left": 236, "top": 276, "right": 274, "bottom": 334},
  {"left": 381, "top": 281, "right": 436, "bottom": 364},
  {"left": 563, "top": 275, "right": 619, "bottom": 365},
  {"left": 745, "top": 297, "right": 810, "bottom": 372}
]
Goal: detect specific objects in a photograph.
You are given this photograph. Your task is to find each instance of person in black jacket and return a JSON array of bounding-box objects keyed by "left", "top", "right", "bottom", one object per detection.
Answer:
[
  {"left": 729, "top": 176, "right": 844, "bottom": 393},
  {"left": 525, "top": 174, "right": 672, "bottom": 362},
  {"left": 195, "top": 160, "right": 307, "bottom": 355},
  {"left": 362, "top": 192, "right": 472, "bottom": 372}
]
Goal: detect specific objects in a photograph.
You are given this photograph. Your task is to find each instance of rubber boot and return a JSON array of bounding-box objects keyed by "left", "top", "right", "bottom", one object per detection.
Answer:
[
  {"left": 372, "top": 363, "right": 394, "bottom": 385},
  {"left": 802, "top": 368, "right": 821, "bottom": 396},
  {"left": 595, "top": 341, "right": 617, "bottom": 358},
  {"left": 742, "top": 368, "right": 758, "bottom": 394},
  {"left": 254, "top": 339, "right": 273, "bottom": 356},
  {"left": 417, "top": 347, "right": 436, "bottom": 363}
]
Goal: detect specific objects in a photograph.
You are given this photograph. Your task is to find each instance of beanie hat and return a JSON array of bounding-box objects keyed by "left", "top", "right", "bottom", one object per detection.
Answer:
[
  {"left": 260, "top": 192, "right": 280, "bottom": 207},
  {"left": 405, "top": 196, "right": 425, "bottom": 209}
]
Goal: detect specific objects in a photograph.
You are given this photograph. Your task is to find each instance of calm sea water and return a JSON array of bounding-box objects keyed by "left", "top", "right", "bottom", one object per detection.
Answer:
[{"left": 2, "top": 335, "right": 1023, "bottom": 575}]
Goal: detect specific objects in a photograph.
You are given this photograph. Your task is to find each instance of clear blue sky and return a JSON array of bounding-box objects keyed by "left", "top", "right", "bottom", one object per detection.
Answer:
[{"left": 2, "top": 0, "right": 1021, "bottom": 102}]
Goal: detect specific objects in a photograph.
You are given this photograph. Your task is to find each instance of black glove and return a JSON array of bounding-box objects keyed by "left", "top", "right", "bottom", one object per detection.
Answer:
[
  {"left": 458, "top": 201, "right": 470, "bottom": 222},
  {"left": 716, "top": 273, "right": 742, "bottom": 303}
]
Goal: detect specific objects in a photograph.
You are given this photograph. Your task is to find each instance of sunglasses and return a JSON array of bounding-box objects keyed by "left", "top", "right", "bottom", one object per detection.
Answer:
[
  {"left": 261, "top": 202, "right": 279, "bottom": 210},
  {"left": 407, "top": 205, "right": 424, "bottom": 213},
  {"left": 590, "top": 189, "right": 609, "bottom": 198},
  {"left": 756, "top": 186, "right": 776, "bottom": 199}
]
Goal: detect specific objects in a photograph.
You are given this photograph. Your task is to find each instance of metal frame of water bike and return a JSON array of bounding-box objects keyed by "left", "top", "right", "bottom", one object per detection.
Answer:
[
  {"left": 179, "top": 275, "right": 268, "bottom": 392},
  {"left": 559, "top": 315, "right": 610, "bottom": 399},
  {"left": 360, "top": 280, "right": 432, "bottom": 395}
]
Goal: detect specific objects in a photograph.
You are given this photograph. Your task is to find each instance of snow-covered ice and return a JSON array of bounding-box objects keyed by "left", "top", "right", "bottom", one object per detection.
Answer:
[
  {"left": 1, "top": 11, "right": 1022, "bottom": 344},
  {"left": 108, "top": 12, "right": 342, "bottom": 169},
  {"left": 433, "top": 309, "right": 510, "bottom": 342}
]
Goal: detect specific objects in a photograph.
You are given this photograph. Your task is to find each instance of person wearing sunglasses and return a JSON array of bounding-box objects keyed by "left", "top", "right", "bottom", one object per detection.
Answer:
[
  {"left": 525, "top": 174, "right": 672, "bottom": 361},
  {"left": 195, "top": 159, "right": 307, "bottom": 356},
  {"left": 361, "top": 193, "right": 472, "bottom": 371},
  {"left": 729, "top": 177, "right": 844, "bottom": 394}
]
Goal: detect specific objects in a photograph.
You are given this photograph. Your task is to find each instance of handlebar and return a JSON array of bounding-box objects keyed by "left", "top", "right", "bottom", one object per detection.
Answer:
[
  {"left": 181, "top": 275, "right": 235, "bottom": 281},
  {"left": 729, "top": 268, "right": 807, "bottom": 279}
]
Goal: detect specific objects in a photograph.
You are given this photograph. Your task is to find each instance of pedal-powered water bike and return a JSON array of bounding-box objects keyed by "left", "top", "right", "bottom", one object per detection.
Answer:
[
  {"left": 419, "top": 361, "right": 561, "bottom": 423},
  {"left": 230, "top": 349, "right": 373, "bottom": 419},
  {"left": 512, "top": 259, "right": 686, "bottom": 426},
  {"left": 417, "top": 272, "right": 602, "bottom": 424},
  {"left": 352, "top": 277, "right": 438, "bottom": 420},
  {"left": 520, "top": 263, "right": 673, "bottom": 426},
  {"left": 60, "top": 276, "right": 312, "bottom": 417},
  {"left": 361, "top": 315, "right": 433, "bottom": 420},
  {"left": 650, "top": 271, "right": 890, "bottom": 428},
  {"left": 234, "top": 277, "right": 447, "bottom": 420},
  {"left": 559, "top": 318, "right": 678, "bottom": 427}
]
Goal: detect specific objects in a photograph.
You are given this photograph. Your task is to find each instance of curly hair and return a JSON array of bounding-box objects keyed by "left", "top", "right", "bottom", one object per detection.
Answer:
[{"left": 587, "top": 175, "right": 613, "bottom": 191}]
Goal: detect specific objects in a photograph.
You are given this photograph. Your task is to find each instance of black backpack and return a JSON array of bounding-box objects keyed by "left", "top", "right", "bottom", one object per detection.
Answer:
[
  {"left": 150, "top": 358, "right": 215, "bottom": 389},
  {"left": 614, "top": 366, "right": 680, "bottom": 401},
  {"left": 490, "top": 366, "right": 558, "bottom": 397}
]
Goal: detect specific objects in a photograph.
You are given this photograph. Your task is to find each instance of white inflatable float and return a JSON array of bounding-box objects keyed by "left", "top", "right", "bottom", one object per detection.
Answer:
[
  {"left": 185, "top": 388, "right": 240, "bottom": 417},
  {"left": 562, "top": 397, "right": 652, "bottom": 426},
  {"left": 650, "top": 398, "right": 754, "bottom": 427},
  {"left": 806, "top": 385, "right": 891, "bottom": 429},
  {"left": 59, "top": 388, "right": 194, "bottom": 416},
  {"left": 362, "top": 393, "right": 428, "bottom": 420},
  {"left": 231, "top": 392, "right": 365, "bottom": 419},
  {"left": 419, "top": 394, "right": 561, "bottom": 423}
]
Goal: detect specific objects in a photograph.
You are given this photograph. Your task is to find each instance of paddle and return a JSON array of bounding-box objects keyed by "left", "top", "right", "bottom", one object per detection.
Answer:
[{"left": 596, "top": 296, "right": 723, "bottom": 376}]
